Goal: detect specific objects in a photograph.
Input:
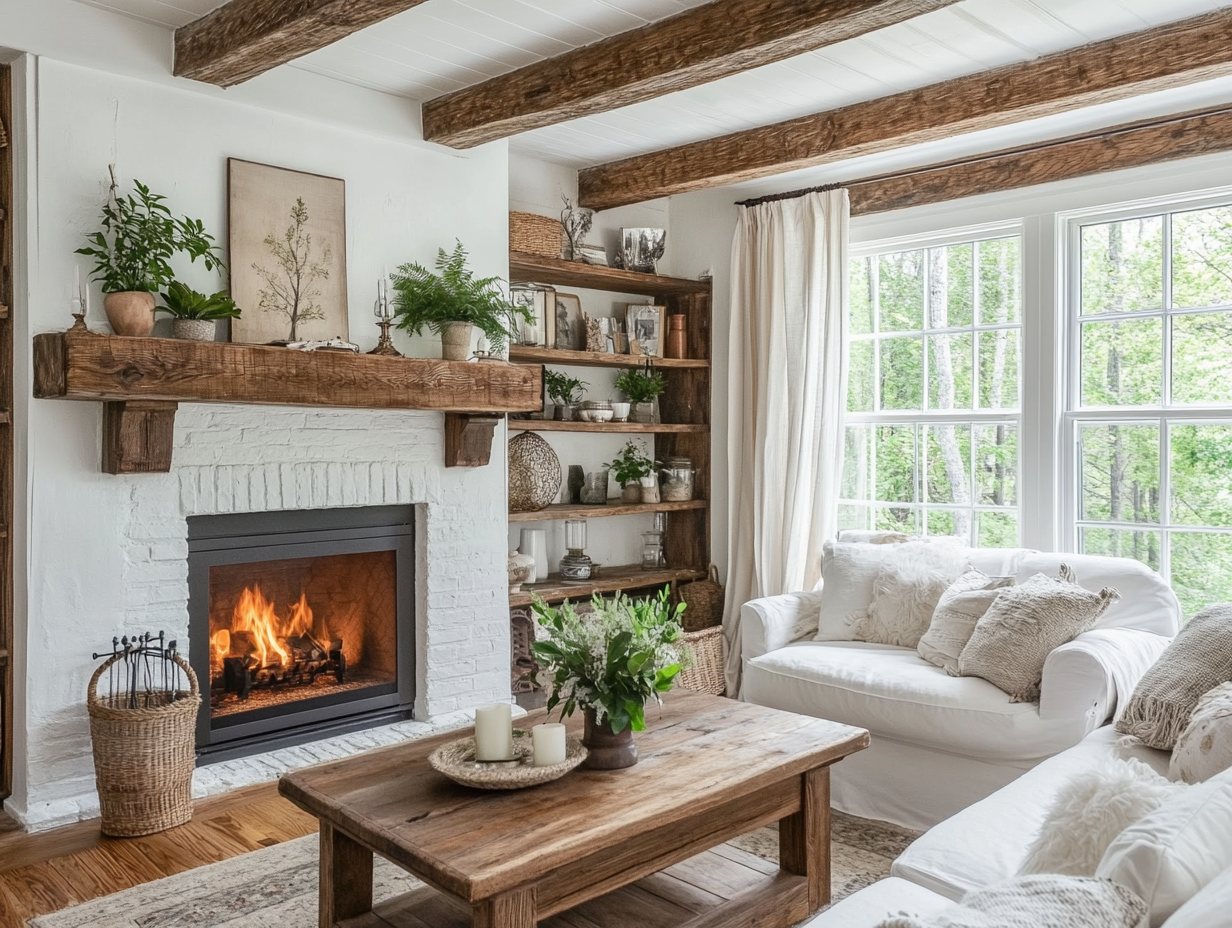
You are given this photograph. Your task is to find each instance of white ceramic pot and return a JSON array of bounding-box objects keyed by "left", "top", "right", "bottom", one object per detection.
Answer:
[
  {"left": 171, "top": 318, "right": 217, "bottom": 342},
  {"left": 440, "top": 321, "right": 473, "bottom": 361}
]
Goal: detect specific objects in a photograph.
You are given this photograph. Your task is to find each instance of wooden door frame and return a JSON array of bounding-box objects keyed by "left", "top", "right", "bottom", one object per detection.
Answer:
[{"left": 1, "top": 63, "right": 14, "bottom": 801}]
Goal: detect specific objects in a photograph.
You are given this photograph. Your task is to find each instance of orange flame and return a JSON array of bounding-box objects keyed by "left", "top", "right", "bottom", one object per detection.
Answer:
[{"left": 213, "top": 586, "right": 331, "bottom": 671}]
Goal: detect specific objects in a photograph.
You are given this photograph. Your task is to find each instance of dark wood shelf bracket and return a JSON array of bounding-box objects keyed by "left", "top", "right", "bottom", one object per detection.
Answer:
[
  {"left": 445, "top": 413, "right": 502, "bottom": 467},
  {"left": 103, "top": 400, "right": 179, "bottom": 474}
]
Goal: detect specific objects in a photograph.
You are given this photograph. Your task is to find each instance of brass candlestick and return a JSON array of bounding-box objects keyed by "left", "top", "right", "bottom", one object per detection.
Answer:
[{"left": 369, "top": 318, "right": 401, "bottom": 356}]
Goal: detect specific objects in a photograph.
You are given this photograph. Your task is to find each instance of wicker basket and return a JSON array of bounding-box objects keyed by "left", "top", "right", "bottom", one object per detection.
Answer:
[
  {"left": 677, "top": 565, "right": 724, "bottom": 632},
  {"left": 87, "top": 653, "right": 201, "bottom": 837},
  {"left": 510, "top": 211, "right": 564, "bottom": 259},
  {"left": 677, "top": 625, "right": 725, "bottom": 696}
]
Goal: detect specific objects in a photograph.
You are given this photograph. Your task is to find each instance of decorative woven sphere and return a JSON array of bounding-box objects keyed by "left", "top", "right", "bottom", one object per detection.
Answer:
[{"left": 509, "top": 432, "right": 561, "bottom": 513}]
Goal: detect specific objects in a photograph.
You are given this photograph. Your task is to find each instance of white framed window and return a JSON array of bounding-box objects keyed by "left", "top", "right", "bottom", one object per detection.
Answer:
[
  {"left": 1064, "top": 197, "right": 1232, "bottom": 618},
  {"left": 842, "top": 225, "right": 1024, "bottom": 545}
]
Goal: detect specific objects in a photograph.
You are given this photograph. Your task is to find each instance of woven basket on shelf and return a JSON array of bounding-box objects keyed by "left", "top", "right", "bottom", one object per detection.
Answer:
[
  {"left": 676, "top": 565, "right": 724, "bottom": 632},
  {"left": 677, "top": 625, "right": 725, "bottom": 696},
  {"left": 510, "top": 211, "right": 564, "bottom": 259},
  {"left": 87, "top": 653, "right": 201, "bottom": 837}
]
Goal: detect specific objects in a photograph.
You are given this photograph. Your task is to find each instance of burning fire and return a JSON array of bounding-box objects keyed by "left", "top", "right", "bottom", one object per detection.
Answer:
[{"left": 211, "top": 585, "right": 326, "bottom": 670}]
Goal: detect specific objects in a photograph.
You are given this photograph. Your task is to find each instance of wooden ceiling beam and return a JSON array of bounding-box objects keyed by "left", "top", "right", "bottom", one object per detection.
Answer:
[
  {"left": 174, "top": 0, "right": 431, "bottom": 87},
  {"left": 421, "top": 0, "right": 962, "bottom": 150},
  {"left": 847, "top": 106, "right": 1232, "bottom": 216},
  {"left": 578, "top": 8, "right": 1232, "bottom": 211}
]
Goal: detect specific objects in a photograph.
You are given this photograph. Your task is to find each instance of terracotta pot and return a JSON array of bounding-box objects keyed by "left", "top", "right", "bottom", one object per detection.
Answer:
[
  {"left": 440, "top": 321, "right": 473, "bottom": 361},
  {"left": 621, "top": 483, "right": 642, "bottom": 503},
  {"left": 582, "top": 707, "right": 638, "bottom": 770},
  {"left": 170, "top": 318, "right": 216, "bottom": 342},
  {"left": 104, "top": 291, "right": 156, "bottom": 337}
]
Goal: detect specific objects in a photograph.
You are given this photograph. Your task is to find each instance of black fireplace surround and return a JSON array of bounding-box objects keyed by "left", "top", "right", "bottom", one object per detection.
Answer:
[{"left": 188, "top": 505, "right": 416, "bottom": 763}]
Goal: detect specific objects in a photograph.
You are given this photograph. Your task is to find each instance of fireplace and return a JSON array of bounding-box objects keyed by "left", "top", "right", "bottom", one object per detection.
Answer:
[{"left": 188, "top": 506, "right": 416, "bottom": 762}]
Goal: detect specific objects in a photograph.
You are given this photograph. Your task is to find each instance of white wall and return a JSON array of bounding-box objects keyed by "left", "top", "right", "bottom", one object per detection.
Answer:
[{"left": 7, "top": 37, "right": 515, "bottom": 825}]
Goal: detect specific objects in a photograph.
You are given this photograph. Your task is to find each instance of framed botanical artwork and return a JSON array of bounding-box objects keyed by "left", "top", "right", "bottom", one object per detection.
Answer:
[
  {"left": 228, "top": 159, "right": 348, "bottom": 344},
  {"left": 553, "top": 292, "right": 585, "bottom": 351},
  {"left": 629, "top": 303, "right": 667, "bottom": 357}
]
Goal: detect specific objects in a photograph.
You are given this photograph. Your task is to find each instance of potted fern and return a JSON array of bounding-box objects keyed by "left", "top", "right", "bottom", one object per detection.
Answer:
[
  {"left": 157, "top": 282, "right": 241, "bottom": 341},
  {"left": 607, "top": 439, "right": 658, "bottom": 503},
  {"left": 391, "top": 241, "right": 533, "bottom": 361},
  {"left": 544, "top": 370, "right": 588, "bottom": 421},
  {"left": 615, "top": 367, "right": 666, "bottom": 424},
  {"left": 76, "top": 178, "right": 224, "bottom": 337}
]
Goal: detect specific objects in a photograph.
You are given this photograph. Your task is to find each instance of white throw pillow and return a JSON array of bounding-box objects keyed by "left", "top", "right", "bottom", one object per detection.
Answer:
[
  {"left": 918, "top": 569, "right": 1014, "bottom": 674},
  {"left": 1162, "top": 863, "right": 1232, "bottom": 928},
  {"left": 1096, "top": 765, "right": 1232, "bottom": 927},
  {"left": 1170, "top": 682, "right": 1232, "bottom": 784},
  {"left": 851, "top": 543, "right": 969, "bottom": 647},
  {"left": 816, "top": 540, "right": 969, "bottom": 642},
  {"left": 1020, "top": 758, "right": 1187, "bottom": 877}
]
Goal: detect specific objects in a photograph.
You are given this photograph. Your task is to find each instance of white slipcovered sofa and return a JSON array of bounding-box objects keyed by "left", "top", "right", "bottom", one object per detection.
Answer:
[
  {"left": 806, "top": 725, "right": 1232, "bottom": 928},
  {"left": 741, "top": 543, "right": 1180, "bottom": 830}
]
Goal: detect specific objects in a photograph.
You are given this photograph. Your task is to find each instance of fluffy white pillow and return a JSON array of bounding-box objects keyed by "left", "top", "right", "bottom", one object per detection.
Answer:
[
  {"left": 1020, "top": 758, "right": 1187, "bottom": 877},
  {"left": 918, "top": 569, "right": 1014, "bottom": 674},
  {"left": 850, "top": 542, "right": 968, "bottom": 647},
  {"left": 1163, "top": 863, "right": 1232, "bottom": 928},
  {"left": 816, "top": 540, "right": 969, "bottom": 642},
  {"left": 1097, "top": 766, "right": 1232, "bottom": 927},
  {"left": 1171, "top": 682, "right": 1232, "bottom": 784}
]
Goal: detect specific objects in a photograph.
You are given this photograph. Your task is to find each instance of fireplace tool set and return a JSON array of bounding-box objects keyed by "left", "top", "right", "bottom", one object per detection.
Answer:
[{"left": 91, "top": 631, "right": 191, "bottom": 708}]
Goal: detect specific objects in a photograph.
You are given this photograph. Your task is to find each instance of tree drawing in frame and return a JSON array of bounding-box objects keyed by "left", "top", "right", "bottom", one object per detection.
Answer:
[
  {"left": 253, "top": 197, "right": 331, "bottom": 342},
  {"left": 228, "top": 159, "right": 348, "bottom": 344}
]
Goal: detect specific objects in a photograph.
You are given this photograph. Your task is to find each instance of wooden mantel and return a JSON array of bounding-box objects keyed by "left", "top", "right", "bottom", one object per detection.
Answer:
[{"left": 33, "top": 329, "right": 543, "bottom": 473}]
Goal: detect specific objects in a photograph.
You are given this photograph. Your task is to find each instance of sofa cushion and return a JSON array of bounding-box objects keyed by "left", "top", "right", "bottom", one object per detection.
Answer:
[
  {"left": 918, "top": 569, "right": 1014, "bottom": 674},
  {"left": 1015, "top": 552, "right": 1179, "bottom": 636},
  {"left": 1163, "top": 864, "right": 1232, "bottom": 928},
  {"left": 1097, "top": 766, "right": 1232, "bottom": 927},
  {"left": 1171, "top": 682, "right": 1232, "bottom": 784},
  {"left": 891, "top": 726, "right": 1171, "bottom": 900},
  {"left": 802, "top": 878, "right": 951, "bottom": 928},
  {"left": 743, "top": 642, "right": 1086, "bottom": 763},
  {"left": 854, "top": 544, "right": 968, "bottom": 647}
]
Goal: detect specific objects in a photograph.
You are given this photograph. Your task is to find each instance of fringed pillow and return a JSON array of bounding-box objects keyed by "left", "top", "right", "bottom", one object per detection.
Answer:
[{"left": 1117, "top": 604, "right": 1232, "bottom": 751}]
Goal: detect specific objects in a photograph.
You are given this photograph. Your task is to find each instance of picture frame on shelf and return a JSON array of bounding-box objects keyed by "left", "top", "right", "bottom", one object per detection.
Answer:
[
  {"left": 554, "top": 292, "right": 585, "bottom": 351},
  {"left": 629, "top": 303, "right": 667, "bottom": 357},
  {"left": 511, "top": 283, "right": 555, "bottom": 347}
]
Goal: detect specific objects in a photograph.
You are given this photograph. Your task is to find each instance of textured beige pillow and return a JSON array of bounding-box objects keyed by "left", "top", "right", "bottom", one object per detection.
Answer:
[
  {"left": 958, "top": 565, "right": 1119, "bottom": 702},
  {"left": 848, "top": 541, "right": 968, "bottom": 647},
  {"left": 1118, "top": 604, "right": 1232, "bottom": 751},
  {"left": 1171, "top": 682, "right": 1232, "bottom": 784},
  {"left": 918, "top": 569, "right": 1014, "bottom": 674}
]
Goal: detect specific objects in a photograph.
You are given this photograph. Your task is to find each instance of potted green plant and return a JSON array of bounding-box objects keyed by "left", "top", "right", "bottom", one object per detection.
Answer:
[
  {"left": 531, "top": 588, "right": 688, "bottom": 769},
  {"left": 156, "top": 282, "right": 241, "bottom": 341},
  {"left": 606, "top": 439, "right": 659, "bottom": 503},
  {"left": 76, "top": 178, "right": 224, "bottom": 337},
  {"left": 615, "top": 367, "right": 667, "bottom": 424},
  {"left": 391, "top": 241, "right": 533, "bottom": 361},
  {"left": 544, "top": 370, "right": 588, "bottom": 421}
]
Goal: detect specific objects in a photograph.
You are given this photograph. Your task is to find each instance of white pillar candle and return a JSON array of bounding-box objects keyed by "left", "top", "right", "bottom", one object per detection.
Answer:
[
  {"left": 532, "top": 723, "right": 567, "bottom": 767},
  {"left": 474, "top": 704, "right": 513, "bottom": 761}
]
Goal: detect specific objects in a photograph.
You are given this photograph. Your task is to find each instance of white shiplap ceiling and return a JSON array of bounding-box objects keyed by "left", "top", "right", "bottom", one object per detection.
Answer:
[{"left": 76, "top": 0, "right": 1232, "bottom": 181}]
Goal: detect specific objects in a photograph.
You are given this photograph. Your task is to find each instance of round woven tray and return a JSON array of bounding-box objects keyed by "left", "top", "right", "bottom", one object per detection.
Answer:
[{"left": 429, "top": 729, "right": 587, "bottom": 790}]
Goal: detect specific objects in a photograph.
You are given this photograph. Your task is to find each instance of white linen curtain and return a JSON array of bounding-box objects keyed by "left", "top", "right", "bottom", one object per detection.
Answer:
[{"left": 723, "top": 189, "right": 850, "bottom": 694}]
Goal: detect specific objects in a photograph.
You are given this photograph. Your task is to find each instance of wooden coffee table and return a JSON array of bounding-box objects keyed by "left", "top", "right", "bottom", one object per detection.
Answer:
[{"left": 279, "top": 691, "right": 868, "bottom": 928}]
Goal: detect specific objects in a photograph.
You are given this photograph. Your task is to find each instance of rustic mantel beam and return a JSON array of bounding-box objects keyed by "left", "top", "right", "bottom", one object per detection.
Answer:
[
  {"left": 578, "top": 8, "right": 1232, "bottom": 210},
  {"left": 174, "top": 0, "right": 431, "bottom": 87},
  {"left": 422, "top": 0, "right": 960, "bottom": 150}
]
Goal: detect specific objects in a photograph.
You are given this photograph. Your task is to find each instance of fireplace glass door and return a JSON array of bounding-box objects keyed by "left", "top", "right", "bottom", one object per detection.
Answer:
[{"left": 189, "top": 506, "right": 415, "bottom": 761}]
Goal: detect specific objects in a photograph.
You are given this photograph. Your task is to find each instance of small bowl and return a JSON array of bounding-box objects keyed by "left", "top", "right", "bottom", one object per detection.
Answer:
[{"left": 589, "top": 409, "right": 614, "bottom": 423}]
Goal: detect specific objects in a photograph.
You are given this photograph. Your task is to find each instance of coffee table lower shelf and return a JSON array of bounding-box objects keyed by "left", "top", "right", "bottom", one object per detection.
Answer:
[{"left": 339, "top": 843, "right": 807, "bottom": 928}]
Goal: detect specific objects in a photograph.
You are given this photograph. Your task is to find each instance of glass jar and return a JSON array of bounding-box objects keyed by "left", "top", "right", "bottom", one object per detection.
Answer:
[
  {"left": 661, "top": 456, "right": 695, "bottom": 502},
  {"left": 580, "top": 469, "right": 609, "bottom": 505},
  {"left": 641, "top": 531, "right": 664, "bottom": 571}
]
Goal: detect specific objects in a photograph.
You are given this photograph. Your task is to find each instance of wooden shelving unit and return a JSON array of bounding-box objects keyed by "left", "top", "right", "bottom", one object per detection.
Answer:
[
  {"left": 506, "top": 253, "right": 712, "bottom": 605},
  {"left": 509, "top": 500, "right": 707, "bottom": 523},
  {"left": 1, "top": 66, "right": 14, "bottom": 801}
]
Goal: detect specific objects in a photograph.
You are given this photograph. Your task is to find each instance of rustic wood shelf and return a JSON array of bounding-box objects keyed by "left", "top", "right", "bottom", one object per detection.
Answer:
[
  {"left": 509, "top": 564, "right": 706, "bottom": 608},
  {"left": 509, "top": 251, "right": 711, "bottom": 297},
  {"left": 512, "top": 420, "right": 709, "bottom": 434},
  {"left": 33, "top": 330, "right": 543, "bottom": 473},
  {"left": 509, "top": 500, "right": 707, "bottom": 523},
  {"left": 508, "top": 344, "right": 708, "bottom": 369}
]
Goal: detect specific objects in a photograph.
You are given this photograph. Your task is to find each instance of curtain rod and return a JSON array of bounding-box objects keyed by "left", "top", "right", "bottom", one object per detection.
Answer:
[{"left": 733, "top": 102, "right": 1232, "bottom": 209}]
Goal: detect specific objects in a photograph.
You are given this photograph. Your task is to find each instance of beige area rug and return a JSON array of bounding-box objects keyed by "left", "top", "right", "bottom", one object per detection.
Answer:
[{"left": 31, "top": 811, "right": 920, "bottom": 928}]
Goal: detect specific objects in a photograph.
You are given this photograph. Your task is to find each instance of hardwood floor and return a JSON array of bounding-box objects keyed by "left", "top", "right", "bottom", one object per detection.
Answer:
[{"left": 0, "top": 783, "right": 318, "bottom": 928}]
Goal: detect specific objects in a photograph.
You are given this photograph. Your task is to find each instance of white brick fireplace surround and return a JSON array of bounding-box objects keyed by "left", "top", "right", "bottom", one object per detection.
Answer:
[{"left": 15, "top": 403, "right": 513, "bottom": 831}]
